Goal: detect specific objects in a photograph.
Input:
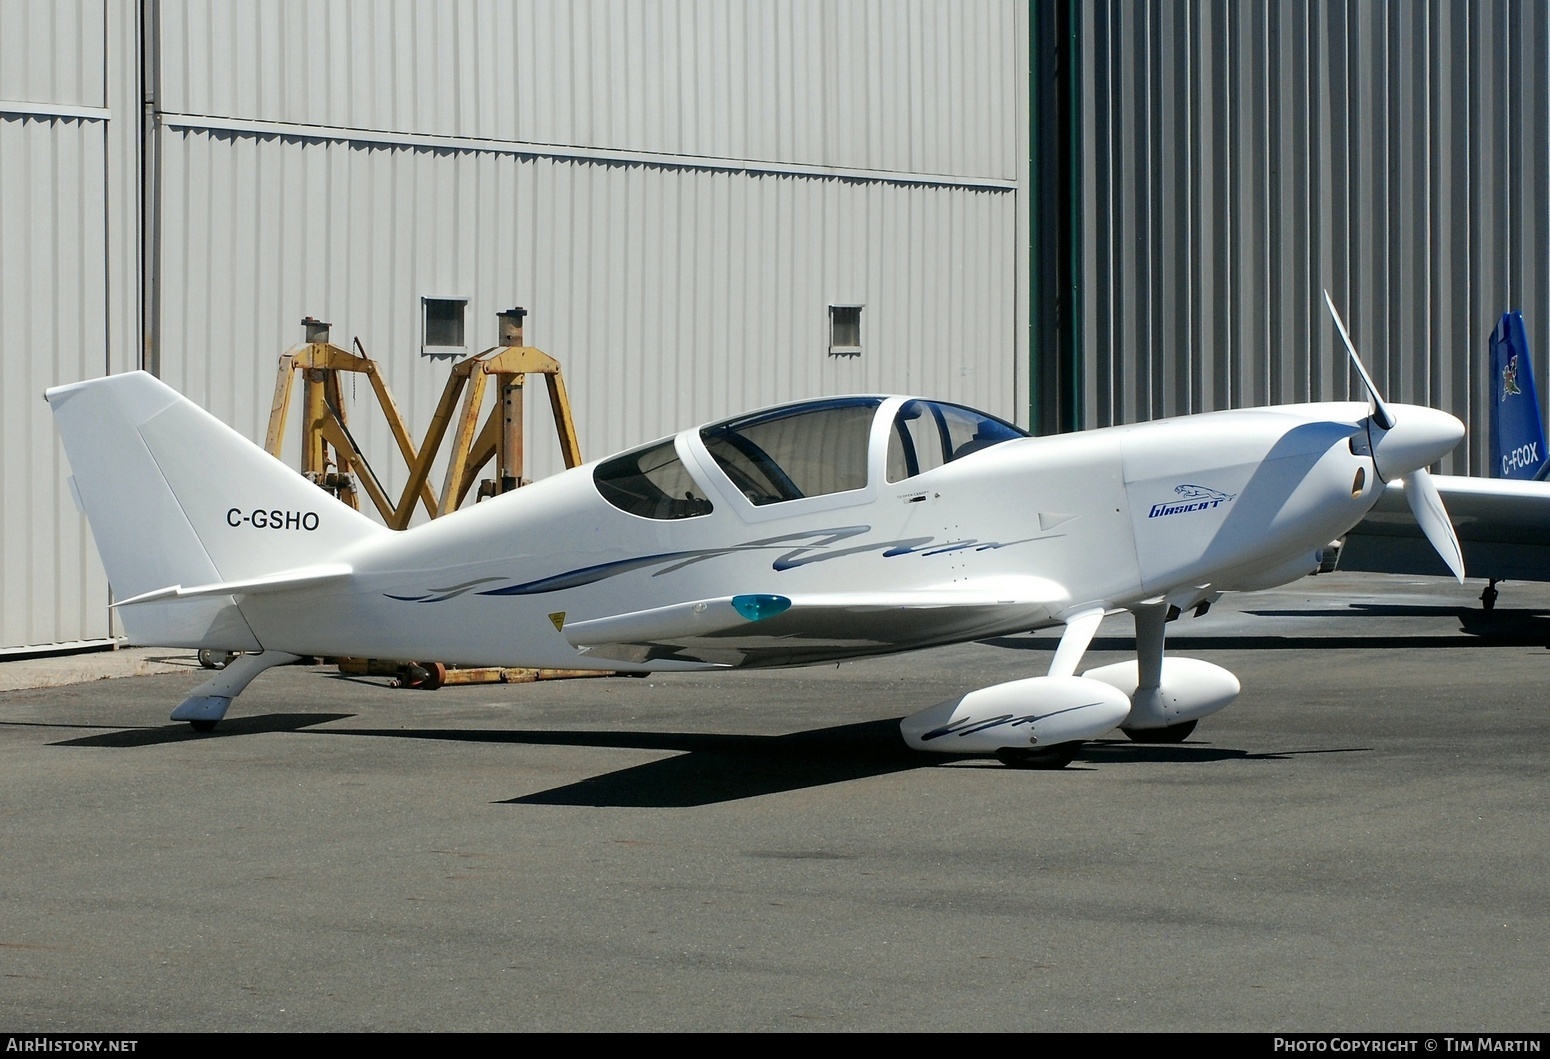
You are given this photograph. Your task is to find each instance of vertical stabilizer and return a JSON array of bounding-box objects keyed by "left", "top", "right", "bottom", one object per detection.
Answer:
[
  {"left": 1488, "top": 312, "right": 1549, "bottom": 480},
  {"left": 46, "top": 371, "right": 387, "bottom": 647}
]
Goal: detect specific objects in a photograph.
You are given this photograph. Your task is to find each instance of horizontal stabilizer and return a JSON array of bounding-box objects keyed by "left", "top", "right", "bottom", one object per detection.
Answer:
[{"left": 112, "top": 564, "right": 354, "bottom": 608}]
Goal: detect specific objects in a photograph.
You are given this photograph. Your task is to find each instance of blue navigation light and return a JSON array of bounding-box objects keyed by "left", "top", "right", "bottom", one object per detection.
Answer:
[{"left": 731, "top": 594, "right": 792, "bottom": 622}]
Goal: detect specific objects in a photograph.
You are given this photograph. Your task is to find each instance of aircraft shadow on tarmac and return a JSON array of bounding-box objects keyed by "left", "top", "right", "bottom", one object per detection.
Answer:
[
  {"left": 46, "top": 713, "right": 353, "bottom": 748},
  {"left": 303, "top": 718, "right": 924, "bottom": 806},
  {"left": 1244, "top": 604, "right": 1550, "bottom": 643},
  {"left": 980, "top": 605, "right": 1550, "bottom": 654},
  {"left": 36, "top": 713, "right": 1363, "bottom": 808},
  {"left": 983, "top": 633, "right": 1483, "bottom": 653},
  {"left": 313, "top": 721, "right": 1339, "bottom": 807}
]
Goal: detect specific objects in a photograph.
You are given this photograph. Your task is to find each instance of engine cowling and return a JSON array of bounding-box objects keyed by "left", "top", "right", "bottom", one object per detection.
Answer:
[
  {"left": 900, "top": 675, "right": 1132, "bottom": 754},
  {"left": 1081, "top": 657, "right": 1240, "bottom": 729}
]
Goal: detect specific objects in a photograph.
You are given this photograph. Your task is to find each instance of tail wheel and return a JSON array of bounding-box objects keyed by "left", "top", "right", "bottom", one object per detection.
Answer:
[
  {"left": 1121, "top": 719, "right": 1197, "bottom": 743},
  {"left": 995, "top": 742, "right": 1083, "bottom": 770}
]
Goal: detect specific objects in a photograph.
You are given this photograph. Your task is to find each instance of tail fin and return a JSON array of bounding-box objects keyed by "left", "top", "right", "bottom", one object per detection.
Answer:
[
  {"left": 1489, "top": 311, "right": 1550, "bottom": 480},
  {"left": 46, "top": 371, "right": 387, "bottom": 647}
]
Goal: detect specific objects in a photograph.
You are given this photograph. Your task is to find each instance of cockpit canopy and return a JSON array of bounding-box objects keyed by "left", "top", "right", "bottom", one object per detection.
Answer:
[
  {"left": 592, "top": 438, "right": 714, "bottom": 520},
  {"left": 593, "top": 396, "right": 1027, "bottom": 519},
  {"left": 885, "top": 398, "right": 1026, "bottom": 482},
  {"left": 701, "top": 398, "right": 881, "bottom": 505}
]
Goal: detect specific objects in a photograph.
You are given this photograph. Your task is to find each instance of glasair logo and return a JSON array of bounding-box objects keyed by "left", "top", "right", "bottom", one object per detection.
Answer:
[{"left": 1148, "top": 484, "right": 1237, "bottom": 519}]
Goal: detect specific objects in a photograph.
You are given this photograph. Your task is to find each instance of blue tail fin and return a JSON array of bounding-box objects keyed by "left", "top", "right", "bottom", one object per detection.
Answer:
[{"left": 1489, "top": 311, "right": 1549, "bottom": 480}]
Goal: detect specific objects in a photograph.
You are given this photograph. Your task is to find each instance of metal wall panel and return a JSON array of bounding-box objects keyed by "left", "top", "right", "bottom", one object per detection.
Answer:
[
  {"left": 0, "top": 1, "right": 138, "bottom": 651},
  {"left": 156, "top": 0, "right": 1018, "bottom": 181},
  {"left": 0, "top": 0, "right": 105, "bottom": 109},
  {"left": 1077, "top": 0, "right": 1550, "bottom": 475},
  {"left": 0, "top": 0, "right": 1024, "bottom": 649},
  {"left": 154, "top": 130, "right": 1019, "bottom": 505},
  {"left": 0, "top": 116, "right": 112, "bottom": 649}
]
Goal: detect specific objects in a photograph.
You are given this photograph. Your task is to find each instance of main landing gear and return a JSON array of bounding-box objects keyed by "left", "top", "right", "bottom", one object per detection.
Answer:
[
  {"left": 1121, "top": 719, "right": 1197, "bottom": 744},
  {"left": 995, "top": 743, "right": 1084, "bottom": 770}
]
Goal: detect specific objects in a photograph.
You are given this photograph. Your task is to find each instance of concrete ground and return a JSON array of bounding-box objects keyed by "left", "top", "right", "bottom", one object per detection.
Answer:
[
  {"left": 0, "top": 647, "right": 190, "bottom": 693},
  {"left": 0, "top": 572, "right": 1545, "bottom": 1031}
]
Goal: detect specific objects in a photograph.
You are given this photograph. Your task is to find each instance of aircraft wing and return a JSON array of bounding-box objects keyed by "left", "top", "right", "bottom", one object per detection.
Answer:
[
  {"left": 1340, "top": 476, "right": 1550, "bottom": 581},
  {"left": 561, "top": 579, "right": 1068, "bottom": 667}
]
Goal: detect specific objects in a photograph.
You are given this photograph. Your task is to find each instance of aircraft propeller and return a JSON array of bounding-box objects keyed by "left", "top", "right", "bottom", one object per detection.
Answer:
[{"left": 1322, "top": 289, "right": 1466, "bottom": 583}]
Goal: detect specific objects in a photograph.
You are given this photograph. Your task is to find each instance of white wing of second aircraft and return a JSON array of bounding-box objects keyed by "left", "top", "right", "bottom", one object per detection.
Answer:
[
  {"left": 1339, "top": 311, "right": 1550, "bottom": 593},
  {"left": 1340, "top": 475, "right": 1550, "bottom": 583}
]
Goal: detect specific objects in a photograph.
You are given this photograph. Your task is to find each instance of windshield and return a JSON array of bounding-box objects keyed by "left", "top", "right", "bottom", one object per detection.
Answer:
[{"left": 886, "top": 399, "right": 1027, "bottom": 482}]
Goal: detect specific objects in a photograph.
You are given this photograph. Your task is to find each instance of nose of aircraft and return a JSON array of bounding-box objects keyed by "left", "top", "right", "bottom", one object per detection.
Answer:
[{"left": 1371, "top": 405, "right": 1466, "bottom": 481}]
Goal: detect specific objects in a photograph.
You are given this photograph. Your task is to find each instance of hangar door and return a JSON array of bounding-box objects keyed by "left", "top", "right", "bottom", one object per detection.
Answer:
[{"left": 0, "top": 113, "right": 113, "bottom": 651}]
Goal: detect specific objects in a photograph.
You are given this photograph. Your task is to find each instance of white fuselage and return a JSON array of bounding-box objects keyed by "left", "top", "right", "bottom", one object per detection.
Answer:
[
  {"left": 46, "top": 368, "right": 1466, "bottom": 746},
  {"left": 229, "top": 398, "right": 1381, "bottom": 668}
]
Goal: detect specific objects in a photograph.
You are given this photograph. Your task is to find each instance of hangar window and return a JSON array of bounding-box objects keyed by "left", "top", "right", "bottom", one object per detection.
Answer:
[
  {"left": 422, "top": 297, "right": 468, "bottom": 354},
  {"left": 594, "top": 439, "right": 714, "bottom": 520},
  {"left": 701, "top": 398, "right": 880, "bottom": 505},
  {"left": 829, "top": 305, "right": 862, "bottom": 356},
  {"left": 886, "top": 400, "right": 1027, "bottom": 482}
]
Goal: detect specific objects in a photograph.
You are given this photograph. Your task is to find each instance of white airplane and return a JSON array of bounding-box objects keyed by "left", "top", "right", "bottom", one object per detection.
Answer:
[
  {"left": 1340, "top": 310, "right": 1550, "bottom": 608},
  {"left": 46, "top": 297, "right": 1466, "bottom": 768}
]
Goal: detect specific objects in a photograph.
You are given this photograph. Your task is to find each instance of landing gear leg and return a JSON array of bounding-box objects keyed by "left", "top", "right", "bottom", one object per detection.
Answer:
[
  {"left": 1117, "top": 600, "right": 1198, "bottom": 743},
  {"left": 1481, "top": 580, "right": 1499, "bottom": 611},
  {"left": 171, "top": 651, "right": 300, "bottom": 731}
]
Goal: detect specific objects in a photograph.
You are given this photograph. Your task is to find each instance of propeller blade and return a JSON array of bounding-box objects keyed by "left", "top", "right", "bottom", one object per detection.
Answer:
[
  {"left": 1323, "top": 289, "right": 1395, "bottom": 430},
  {"left": 1403, "top": 467, "right": 1466, "bottom": 583},
  {"left": 1323, "top": 289, "right": 1464, "bottom": 575}
]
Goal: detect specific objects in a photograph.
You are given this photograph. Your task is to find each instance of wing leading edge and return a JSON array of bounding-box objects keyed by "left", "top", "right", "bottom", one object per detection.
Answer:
[{"left": 561, "top": 580, "right": 1069, "bottom": 667}]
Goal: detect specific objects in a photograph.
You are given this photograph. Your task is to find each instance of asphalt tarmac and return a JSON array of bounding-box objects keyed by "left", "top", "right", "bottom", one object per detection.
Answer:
[{"left": 1, "top": 573, "right": 1546, "bottom": 1032}]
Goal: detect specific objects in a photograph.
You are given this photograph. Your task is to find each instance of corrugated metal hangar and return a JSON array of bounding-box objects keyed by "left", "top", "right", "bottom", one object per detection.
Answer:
[
  {"left": 2, "top": 0, "right": 1547, "bottom": 654},
  {"left": 1046, "top": 0, "right": 1550, "bottom": 458}
]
